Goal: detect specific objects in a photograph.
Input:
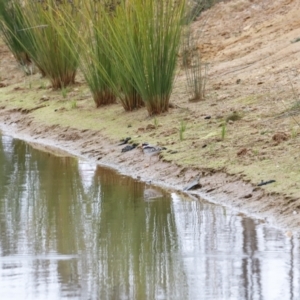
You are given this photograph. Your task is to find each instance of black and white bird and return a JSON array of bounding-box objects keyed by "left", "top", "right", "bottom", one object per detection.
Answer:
[
  {"left": 142, "top": 143, "right": 166, "bottom": 162},
  {"left": 142, "top": 143, "right": 163, "bottom": 154}
]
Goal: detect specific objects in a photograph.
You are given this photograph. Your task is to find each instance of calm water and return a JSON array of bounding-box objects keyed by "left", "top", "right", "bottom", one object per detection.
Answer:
[{"left": 0, "top": 134, "right": 300, "bottom": 300}]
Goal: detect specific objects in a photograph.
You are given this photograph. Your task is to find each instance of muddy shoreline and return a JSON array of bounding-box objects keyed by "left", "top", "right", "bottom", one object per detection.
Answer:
[{"left": 1, "top": 108, "right": 299, "bottom": 232}]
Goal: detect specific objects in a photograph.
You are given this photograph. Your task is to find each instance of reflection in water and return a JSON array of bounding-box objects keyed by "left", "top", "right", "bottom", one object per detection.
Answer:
[{"left": 0, "top": 134, "right": 299, "bottom": 299}]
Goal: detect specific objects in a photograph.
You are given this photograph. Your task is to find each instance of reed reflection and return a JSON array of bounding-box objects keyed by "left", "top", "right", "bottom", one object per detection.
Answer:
[
  {"left": 0, "top": 136, "right": 87, "bottom": 294},
  {"left": 171, "top": 193, "right": 300, "bottom": 300},
  {"left": 79, "top": 166, "right": 188, "bottom": 300},
  {"left": 0, "top": 136, "right": 188, "bottom": 299}
]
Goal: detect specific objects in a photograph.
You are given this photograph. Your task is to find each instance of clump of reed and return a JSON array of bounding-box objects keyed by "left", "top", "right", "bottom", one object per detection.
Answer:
[
  {"left": 27, "top": 0, "right": 79, "bottom": 89},
  {"left": 116, "top": 0, "right": 186, "bottom": 115},
  {"left": 182, "top": 24, "right": 208, "bottom": 102},
  {"left": 2, "top": 0, "right": 80, "bottom": 89},
  {"left": 2, "top": 0, "right": 186, "bottom": 115},
  {"left": 74, "top": 1, "right": 118, "bottom": 107},
  {"left": 66, "top": 0, "right": 185, "bottom": 113},
  {"left": 0, "top": 0, "right": 31, "bottom": 69},
  {"left": 89, "top": 0, "right": 185, "bottom": 114},
  {"left": 107, "top": 3, "right": 145, "bottom": 111},
  {"left": 59, "top": 0, "right": 142, "bottom": 109}
]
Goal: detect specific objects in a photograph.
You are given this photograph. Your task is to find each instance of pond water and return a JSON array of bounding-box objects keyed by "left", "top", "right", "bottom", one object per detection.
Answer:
[{"left": 0, "top": 134, "right": 300, "bottom": 300}]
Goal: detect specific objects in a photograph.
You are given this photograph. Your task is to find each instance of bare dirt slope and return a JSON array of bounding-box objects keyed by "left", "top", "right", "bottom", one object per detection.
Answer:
[{"left": 1, "top": 0, "right": 300, "bottom": 231}]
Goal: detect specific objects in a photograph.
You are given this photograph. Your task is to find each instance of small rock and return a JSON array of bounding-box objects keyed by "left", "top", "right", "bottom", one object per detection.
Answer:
[
  {"left": 272, "top": 132, "right": 289, "bottom": 143},
  {"left": 237, "top": 148, "right": 248, "bottom": 156},
  {"left": 121, "top": 143, "right": 138, "bottom": 153},
  {"left": 226, "top": 112, "right": 242, "bottom": 122},
  {"left": 244, "top": 193, "right": 252, "bottom": 199},
  {"left": 257, "top": 180, "right": 276, "bottom": 186},
  {"left": 146, "top": 124, "right": 156, "bottom": 130},
  {"left": 40, "top": 95, "right": 49, "bottom": 101}
]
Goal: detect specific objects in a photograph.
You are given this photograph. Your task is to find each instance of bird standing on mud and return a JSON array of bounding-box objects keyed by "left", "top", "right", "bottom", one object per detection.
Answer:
[{"left": 142, "top": 143, "right": 166, "bottom": 162}]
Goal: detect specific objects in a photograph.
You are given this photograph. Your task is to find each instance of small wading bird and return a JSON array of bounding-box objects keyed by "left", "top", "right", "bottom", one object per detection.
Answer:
[{"left": 142, "top": 143, "right": 166, "bottom": 163}]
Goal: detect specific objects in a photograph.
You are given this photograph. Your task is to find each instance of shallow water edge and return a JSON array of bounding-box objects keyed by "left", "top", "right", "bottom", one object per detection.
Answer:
[{"left": 0, "top": 110, "right": 298, "bottom": 232}]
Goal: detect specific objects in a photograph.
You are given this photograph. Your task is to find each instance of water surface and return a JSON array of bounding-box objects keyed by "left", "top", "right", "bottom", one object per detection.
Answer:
[{"left": 0, "top": 134, "right": 299, "bottom": 300}]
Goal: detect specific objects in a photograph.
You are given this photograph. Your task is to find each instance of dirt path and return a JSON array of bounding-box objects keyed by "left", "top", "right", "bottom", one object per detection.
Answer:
[{"left": 1, "top": 0, "right": 300, "bottom": 232}]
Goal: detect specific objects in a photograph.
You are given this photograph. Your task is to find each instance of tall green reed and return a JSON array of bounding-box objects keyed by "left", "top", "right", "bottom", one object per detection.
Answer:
[
  {"left": 0, "top": 0, "right": 31, "bottom": 69},
  {"left": 105, "top": 2, "right": 145, "bottom": 110},
  {"left": 10, "top": 0, "right": 80, "bottom": 89},
  {"left": 179, "top": 120, "right": 187, "bottom": 141},
  {"left": 182, "top": 26, "right": 207, "bottom": 101},
  {"left": 102, "top": 0, "right": 185, "bottom": 115},
  {"left": 57, "top": 0, "right": 185, "bottom": 113},
  {"left": 76, "top": 1, "right": 119, "bottom": 107},
  {"left": 77, "top": 1, "right": 144, "bottom": 110},
  {"left": 64, "top": 0, "right": 163, "bottom": 111}
]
